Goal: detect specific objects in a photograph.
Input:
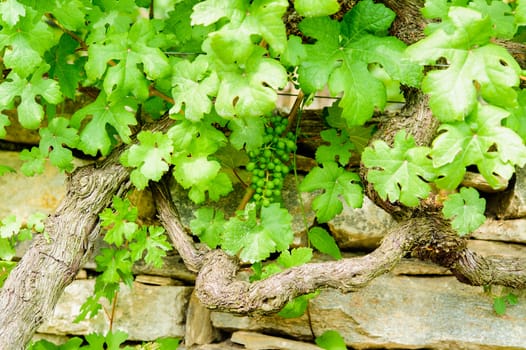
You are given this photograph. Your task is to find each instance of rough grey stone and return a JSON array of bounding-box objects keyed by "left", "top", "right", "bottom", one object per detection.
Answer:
[
  {"left": 0, "top": 151, "right": 69, "bottom": 219},
  {"left": 472, "top": 218, "right": 526, "bottom": 244},
  {"left": 211, "top": 311, "right": 313, "bottom": 341},
  {"left": 211, "top": 274, "right": 526, "bottom": 350},
  {"left": 328, "top": 196, "right": 396, "bottom": 249},
  {"left": 231, "top": 331, "right": 322, "bottom": 350},
  {"left": 38, "top": 280, "right": 192, "bottom": 341},
  {"left": 185, "top": 291, "right": 220, "bottom": 346}
]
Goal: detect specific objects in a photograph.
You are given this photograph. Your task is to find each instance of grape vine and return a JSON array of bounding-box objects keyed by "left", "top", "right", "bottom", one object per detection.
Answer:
[{"left": 0, "top": 0, "right": 526, "bottom": 347}]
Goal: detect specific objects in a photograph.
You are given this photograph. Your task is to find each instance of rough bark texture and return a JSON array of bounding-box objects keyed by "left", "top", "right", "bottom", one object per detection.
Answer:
[{"left": 0, "top": 116, "right": 175, "bottom": 350}]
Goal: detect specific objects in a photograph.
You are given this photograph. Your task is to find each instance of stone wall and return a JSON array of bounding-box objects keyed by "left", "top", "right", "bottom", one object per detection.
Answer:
[{"left": 1, "top": 147, "right": 526, "bottom": 349}]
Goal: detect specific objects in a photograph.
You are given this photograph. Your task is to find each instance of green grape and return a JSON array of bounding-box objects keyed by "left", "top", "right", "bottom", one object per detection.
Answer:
[{"left": 245, "top": 114, "right": 297, "bottom": 209}]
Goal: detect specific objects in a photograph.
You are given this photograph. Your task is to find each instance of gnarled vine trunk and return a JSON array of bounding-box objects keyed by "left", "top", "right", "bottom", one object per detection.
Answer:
[{"left": 1, "top": 1, "right": 526, "bottom": 349}]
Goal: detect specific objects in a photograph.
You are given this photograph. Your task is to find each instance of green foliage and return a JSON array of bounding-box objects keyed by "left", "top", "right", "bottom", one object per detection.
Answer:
[
  {"left": 493, "top": 292, "right": 519, "bottom": 316},
  {"left": 1, "top": 2, "right": 526, "bottom": 343},
  {"left": 76, "top": 196, "right": 170, "bottom": 321},
  {"left": 295, "top": 0, "right": 421, "bottom": 125},
  {"left": 300, "top": 162, "right": 363, "bottom": 223},
  {"left": 407, "top": 6, "right": 521, "bottom": 122},
  {"left": 28, "top": 330, "right": 176, "bottom": 350},
  {"left": 315, "top": 330, "right": 347, "bottom": 350},
  {"left": 362, "top": 131, "right": 436, "bottom": 207},
  {"left": 442, "top": 187, "right": 486, "bottom": 236},
  {"left": 223, "top": 203, "right": 294, "bottom": 263},
  {"left": 308, "top": 227, "right": 342, "bottom": 260}
]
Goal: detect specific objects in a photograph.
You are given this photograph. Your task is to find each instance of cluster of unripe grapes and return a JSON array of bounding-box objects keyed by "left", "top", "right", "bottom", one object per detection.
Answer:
[{"left": 246, "top": 116, "right": 297, "bottom": 207}]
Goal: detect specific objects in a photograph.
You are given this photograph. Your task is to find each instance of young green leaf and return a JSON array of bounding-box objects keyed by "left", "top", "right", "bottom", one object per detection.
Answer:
[
  {"left": 213, "top": 49, "right": 287, "bottom": 118},
  {"left": 99, "top": 197, "right": 139, "bottom": 247},
  {"left": 121, "top": 131, "right": 173, "bottom": 190},
  {"left": 278, "top": 292, "right": 319, "bottom": 318},
  {"left": 190, "top": 207, "right": 226, "bottom": 248},
  {"left": 129, "top": 226, "right": 171, "bottom": 268},
  {"left": 276, "top": 247, "right": 313, "bottom": 268},
  {"left": 315, "top": 128, "right": 354, "bottom": 166},
  {"left": 442, "top": 187, "right": 486, "bottom": 236},
  {"left": 0, "top": 14, "right": 59, "bottom": 77},
  {"left": 20, "top": 148, "right": 46, "bottom": 177},
  {"left": 493, "top": 296, "right": 507, "bottom": 316},
  {"left": 406, "top": 7, "right": 521, "bottom": 121},
  {"left": 45, "top": 35, "right": 86, "bottom": 99},
  {"left": 170, "top": 57, "right": 219, "bottom": 121},
  {"left": 228, "top": 116, "right": 265, "bottom": 152},
  {"left": 315, "top": 330, "right": 347, "bottom": 350},
  {"left": 222, "top": 203, "right": 293, "bottom": 263},
  {"left": 0, "top": 238, "right": 16, "bottom": 261},
  {"left": 297, "top": 1, "right": 421, "bottom": 125},
  {"left": 71, "top": 93, "right": 138, "bottom": 156},
  {"left": 0, "top": 66, "right": 63, "bottom": 129},
  {"left": 362, "top": 131, "right": 436, "bottom": 207},
  {"left": 95, "top": 248, "right": 134, "bottom": 286},
  {"left": 39, "top": 117, "right": 79, "bottom": 172},
  {"left": 294, "top": 0, "right": 339, "bottom": 17},
  {"left": 300, "top": 162, "right": 363, "bottom": 223},
  {"left": 86, "top": 19, "right": 170, "bottom": 100},
  {"left": 308, "top": 227, "right": 341, "bottom": 260},
  {"left": 0, "top": 0, "right": 25, "bottom": 26},
  {"left": 431, "top": 104, "right": 526, "bottom": 189}
]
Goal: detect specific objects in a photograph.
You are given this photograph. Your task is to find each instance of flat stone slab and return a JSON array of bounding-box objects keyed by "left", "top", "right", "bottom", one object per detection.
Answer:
[
  {"left": 212, "top": 274, "right": 526, "bottom": 350},
  {"left": 38, "top": 280, "right": 192, "bottom": 341},
  {"left": 473, "top": 218, "right": 526, "bottom": 244}
]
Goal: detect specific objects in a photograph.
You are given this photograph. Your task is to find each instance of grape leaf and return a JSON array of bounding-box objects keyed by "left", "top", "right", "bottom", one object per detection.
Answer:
[
  {"left": 86, "top": 19, "right": 170, "bottom": 100},
  {"left": 315, "top": 128, "right": 354, "bottom": 166},
  {"left": 129, "top": 226, "right": 171, "bottom": 268},
  {"left": 99, "top": 197, "right": 139, "bottom": 247},
  {"left": 504, "top": 90, "right": 526, "bottom": 141},
  {"left": 362, "top": 131, "right": 436, "bottom": 207},
  {"left": 297, "top": 0, "right": 421, "bottom": 125},
  {"left": 190, "top": 0, "right": 244, "bottom": 27},
  {"left": 0, "top": 13, "right": 59, "bottom": 77},
  {"left": 406, "top": 7, "right": 521, "bottom": 122},
  {"left": 228, "top": 116, "right": 265, "bottom": 152},
  {"left": 190, "top": 207, "right": 226, "bottom": 248},
  {"left": 214, "top": 49, "right": 287, "bottom": 119},
  {"left": 421, "top": 0, "right": 469, "bottom": 19},
  {"left": 278, "top": 292, "right": 318, "bottom": 318},
  {"left": 469, "top": 0, "right": 516, "bottom": 39},
  {"left": 517, "top": 0, "right": 526, "bottom": 25},
  {"left": 71, "top": 92, "right": 137, "bottom": 156},
  {"left": 194, "top": 0, "right": 288, "bottom": 57},
  {"left": 442, "top": 187, "right": 486, "bottom": 236},
  {"left": 20, "top": 148, "right": 46, "bottom": 176},
  {"left": 95, "top": 248, "right": 134, "bottom": 286},
  {"left": 308, "top": 227, "right": 341, "bottom": 260},
  {"left": 316, "top": 330, "right": 347, "bottom": 350},
  {"left": 0, "top": 0, "right": 25, "bottom": 26},
  {"left": 0, "top": 239, "right": 16, "bottom": 261},
  {"left": 0, "top": 66, "right": 63, "bottom": 129},
  {"left": 45, "top": 35, "right": 86, "bottom": 99},
  {"left": 294, "top": 0, "right": 339, "bottom": 17},
  {"left": 299, "top": 162, "right": 363, "bottom": 223},
  {"left": 222, "top": 203, "right": 293, "bottom": 263},
  {"left": 121, "top": 131, "right": 173, "bottom": 190},
  {"left": 276, "top": 247, "right": 313, "bottom": 268},
  {"left": 431, "top": 103, "right": 526, "bottom": 189},
  {"left": 0, "top": 215, "right": 21, "bottom": 239},
  {"left": 170, "top": 56, "right": 219, "bottom": 121},
  {"left": 38, "top": 117, "right": 79, "bottom": 172}
]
